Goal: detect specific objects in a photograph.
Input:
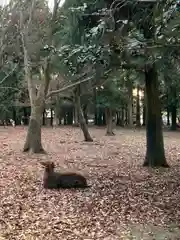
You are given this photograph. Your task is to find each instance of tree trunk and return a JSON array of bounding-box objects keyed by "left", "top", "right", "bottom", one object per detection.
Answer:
[
  {"left": 171, "top": 105, "right": 177, "bottom": 131},
  {"left": 167, "top": 107, "right": 170, "bottom": 126},
  {"left": 54, "top": 108, "right": 59, "bottom": 127},
  {"left": 170, "top": 88, "right": 177, "bottom": 131},
  {"left": 136, "top": 84, "right": 141, "bottom": 127},
  {"left": 128, "top": 99, "right": 133, "bottom": 127},
  {"left": 83, "top": 104, "right": 88, "bottom": 124},
  {"left": 103, "top": 111, "right": 106, "bottom": 125},
  {"left": 76, "top": 86, "right": 93, "bottom": 142},
  {"left": 23, "top": 104, "right": 45, "bottom": 153},
  {"left": 67, "top": 111, "right": 73, "bottom": 125},
  {"left": 142, "top": 97, "right": 146, "bottom": 126},
  {"left": 93, "top": 88, "right": 98, "bottom": 125},
  {"left": 116, "top": 112, "right": 120, "bottom": 125},
  {"left": 42, "top": 109, "right": 46, "bottom": 126},
  {"left": 127, "top": 82, "right": 133, "bottom": 127},
  {"left": 50, "top": 108, "right": 53, "bottom": 127},
  {"left": 79, "top": 106, "right": 93, "bottom": 142},
  {"left": 143, "top": 64, "right": 168, "bottom": 167},
  {"left": 105, "top": 107, "right": 115, "bottom": 136},
  {"left": 125, "top": 105, "right": 128, "bottom": 125},
  {"left": 12, "top": 107, "right": 17, "bottom": 125},
  {"left": 73, "top": 103, "right": 79, "bottom": 127}
]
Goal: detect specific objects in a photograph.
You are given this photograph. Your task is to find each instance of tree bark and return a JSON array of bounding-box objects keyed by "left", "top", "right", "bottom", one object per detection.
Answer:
[
  {"left": 128, "top": 86, "right": 133, "bottom": 127},
  {"left": 136, "top": 84, "right": 141, "bottom": 127},
  {"left": 50, "top": 108, "right": 53, "bottom": 127},
  {"left": 83, "top": 104, "right": 88, "bottom": 124},
  {"left": 105, "top": 107, "right": 115, "bottom": 136},
  {"left": 76, "top": 86, "right": 93, "bottom": 142},
  {"left": 54, "top": 108, "right": 59, "bottom": 127},
  {"left": 42, "top": 109, "right": 46, "bottom": 126},
  {"left": 20, "top": 0, "right": 60, "bottom": 154},
  {"left": 23, "top": 104, "right": 45, "bottom": 153},
  {"left": 170, "top": 88, "right": 177, "bottom": 131},
  {"left": 167, "top": 107, "right": 170, "bottom": 126},
  {"left": 171, "top": 105, "right": 177, "bottom": 131},
  {"left": 73, "top": 102, "right": 79, "bottom": 127},
  {"left": 143, "top": 64, "right": 168, "bottom": 167},
  {"left": 142, "top": 96, "right": 146, "bottom": 126}
]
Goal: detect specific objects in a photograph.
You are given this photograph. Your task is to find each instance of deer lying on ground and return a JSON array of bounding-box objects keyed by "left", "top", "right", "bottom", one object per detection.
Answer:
[{"left": 40, "top": 161, "right": 90, "bottom": 189}]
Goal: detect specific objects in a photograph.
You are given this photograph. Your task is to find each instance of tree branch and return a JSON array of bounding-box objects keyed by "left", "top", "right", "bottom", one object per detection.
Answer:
[
  {"left": 46, "top": 75, "right": 95, "bottom": 99},
  {"left": 20, "top": 0, "right": 36, "bottom": 105},
  {"left": 0, "top": 64, "right": 18, "bottom": 85}
]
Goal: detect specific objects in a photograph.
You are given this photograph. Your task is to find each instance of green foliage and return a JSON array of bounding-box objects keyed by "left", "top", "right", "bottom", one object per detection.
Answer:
[{"left": 96, "top": 70, "right": 128, "bottom": 110}]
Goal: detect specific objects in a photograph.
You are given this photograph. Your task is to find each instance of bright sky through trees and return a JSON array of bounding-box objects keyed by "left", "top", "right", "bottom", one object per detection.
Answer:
[{"left": 0, "top": 0, "right": 66, "bottom": 9}]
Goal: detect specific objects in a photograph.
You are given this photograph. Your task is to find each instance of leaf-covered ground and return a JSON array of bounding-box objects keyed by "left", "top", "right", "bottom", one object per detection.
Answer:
[{"left": 1, "top": 126, "right": 180, "bottom": 239}]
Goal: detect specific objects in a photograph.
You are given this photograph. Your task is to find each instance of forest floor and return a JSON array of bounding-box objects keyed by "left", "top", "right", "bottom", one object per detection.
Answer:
[{"left": 0, "top": 126, "right": 180, "bottom": 240}]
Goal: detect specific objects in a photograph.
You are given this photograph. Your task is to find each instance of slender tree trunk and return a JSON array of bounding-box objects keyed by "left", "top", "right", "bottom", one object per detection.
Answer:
[
  {"left": 73, "top": 102, "right": 79, "bottom": 127},
  {"left": 83, "top": 104, "right": 88, "bottom": 124},
  {"left": 42, "top": 109, "right": 46, "bottom": 126},
  {"left": 116, "top": 112, "right": 120, "bottom": 125},
  {"left": 23, "top": 104, "right": 45, "bottom": 153},
  {"left": 171, "top": 105, "right": 177, "bottom": 131},
  {"left": 128, "top": 96, "right": 133, "bottom": 127},
  {"left": 170, "top": 88, "right": 177, "bottom": 131},
  {"left": 78, "top": 106, "right": 93, "bottom": 142},
  {"left": 50, "top": 108, "right": 53, "bottom": 127},
  {"left": 54, "top": 108, "right": 59, "bottom": 127},
  {"left": 121, "top": 107, "right": 125, "bottom": 126},
  {"left": 76, "top": 86, "right": 93, "bottom": 142},
  {"left": 127, "top": 75, "right": 133, "bottom": 127},
  {"left": 167, "top": 107, "right": 170, "bottom": 126},
  {"left": 143, "top": 64, "right": 168, "bottom": 167},
  {"left": 136, "top": 84, "right": 141, "bottom": 127},
  {"left": 93, "top": 88, "right": 98, "bottom": 125},
  {"left": 105, "top": 107, "right": 115, "bottom": 136},
  {"left": 12, "top": 107, "right": 16, "bottom": 126},
  {"left": 142, "top": 95, "right": 146, "bottom": 126}
]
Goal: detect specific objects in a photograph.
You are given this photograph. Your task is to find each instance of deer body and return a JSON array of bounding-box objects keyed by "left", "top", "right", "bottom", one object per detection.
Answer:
[{"left": 41, "top": 161, "right": 89, "bottom": 189}]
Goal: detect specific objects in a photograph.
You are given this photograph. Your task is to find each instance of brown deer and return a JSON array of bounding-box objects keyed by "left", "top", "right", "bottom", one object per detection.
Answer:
[{"left": 40, "top": 161, "right": 90, "bottom": 189}]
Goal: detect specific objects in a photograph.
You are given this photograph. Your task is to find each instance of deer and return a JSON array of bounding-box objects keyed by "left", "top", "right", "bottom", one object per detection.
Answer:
[{"left": 40, "top": 161, "right": 90, "bottom": 189}]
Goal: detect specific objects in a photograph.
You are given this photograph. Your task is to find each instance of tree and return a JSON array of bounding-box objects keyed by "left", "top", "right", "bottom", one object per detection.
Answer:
[
  {"left": 19, "top": 0, "right": 94, "bottom": 152},
  {"left": 80, "top": 0, "right": 171, "bottom": 166},
  {"left": 74, "top": 85, "right": 93, "bottom": 141}
]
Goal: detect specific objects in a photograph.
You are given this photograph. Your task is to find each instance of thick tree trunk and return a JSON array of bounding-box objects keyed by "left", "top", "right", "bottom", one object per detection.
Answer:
[
  {"left": 23, "top": 104, "right": 45, "bottom": 153},
  {"left": 105, "top": 107, "right": 115, "bottom": 136},
  {"left": 143, "top": 64, "right": 168, "bottom": 167}
]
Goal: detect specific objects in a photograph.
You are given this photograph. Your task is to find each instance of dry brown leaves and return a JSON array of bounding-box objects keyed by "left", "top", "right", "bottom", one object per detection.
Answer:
[{"left": 0, "top": 126, "right": 180, "bottom": 239}]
